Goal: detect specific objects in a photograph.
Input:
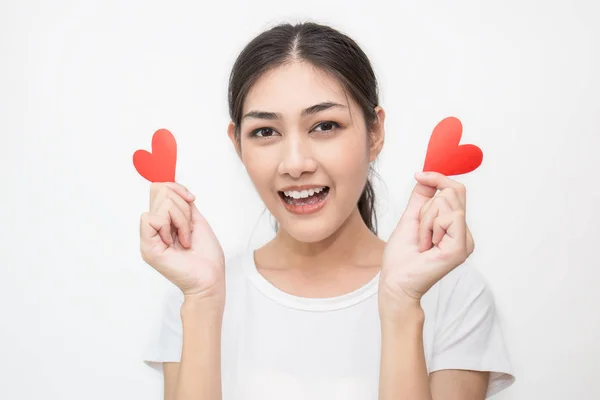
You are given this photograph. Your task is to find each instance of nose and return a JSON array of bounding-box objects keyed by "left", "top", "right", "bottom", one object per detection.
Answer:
[{"left": 277, "top": 133, "right": 318, "bottom": 179}]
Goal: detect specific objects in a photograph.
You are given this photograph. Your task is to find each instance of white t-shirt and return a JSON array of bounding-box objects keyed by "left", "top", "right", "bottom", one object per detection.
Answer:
[{"left": 142, "top": 247, "right": 515, "bottom": 399}]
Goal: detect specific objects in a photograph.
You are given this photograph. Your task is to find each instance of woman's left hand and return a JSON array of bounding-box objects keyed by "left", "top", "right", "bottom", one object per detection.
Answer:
[{"left": 379, "top": 171, "right": 475, "bottom": 319}]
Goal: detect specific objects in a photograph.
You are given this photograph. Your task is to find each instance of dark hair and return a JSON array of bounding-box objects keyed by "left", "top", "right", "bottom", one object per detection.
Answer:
[{"left": 228, "top": 21, "right": 381, "bottom": 235}]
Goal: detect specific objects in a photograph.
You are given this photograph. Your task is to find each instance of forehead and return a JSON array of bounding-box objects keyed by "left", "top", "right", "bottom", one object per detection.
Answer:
[{"left": 243, "top": 61, "right": 355, "bottom": 115}]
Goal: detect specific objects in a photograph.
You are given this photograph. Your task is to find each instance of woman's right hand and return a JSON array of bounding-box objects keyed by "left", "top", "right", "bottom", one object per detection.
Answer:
[{"left": 139, "top": 182, "right": 225, "bottom": 303}]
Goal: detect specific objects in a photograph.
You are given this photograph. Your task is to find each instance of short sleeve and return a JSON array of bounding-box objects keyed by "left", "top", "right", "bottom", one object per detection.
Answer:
[
  {"left": 429, "top": 263, "right": 516, "bottom": 398},
  {"left": 141, "top": 283, "right": 184, "bottom": 370}
]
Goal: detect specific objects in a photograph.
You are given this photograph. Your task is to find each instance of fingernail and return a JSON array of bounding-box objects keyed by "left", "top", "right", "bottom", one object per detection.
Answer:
[{"left": 187, "top": 190, "right": 195, "bottom": 200}]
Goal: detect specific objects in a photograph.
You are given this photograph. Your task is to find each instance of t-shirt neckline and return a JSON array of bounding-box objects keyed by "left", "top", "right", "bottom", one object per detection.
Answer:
[{"left": 242, "top": 248, "right": 380, "bottom": 312}]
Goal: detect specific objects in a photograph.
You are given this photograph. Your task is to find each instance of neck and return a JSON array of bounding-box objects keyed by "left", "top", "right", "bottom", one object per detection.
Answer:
[{"left": 268, "top": 208, "right": 385, "bottom": 273}]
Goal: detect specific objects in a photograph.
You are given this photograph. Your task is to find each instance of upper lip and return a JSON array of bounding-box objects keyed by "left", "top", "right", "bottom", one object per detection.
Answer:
[{"left": 279, "top": 184, "right": 329, "bottom": 192}]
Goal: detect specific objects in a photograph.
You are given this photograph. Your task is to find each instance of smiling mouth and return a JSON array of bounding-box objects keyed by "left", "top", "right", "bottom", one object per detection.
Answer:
[{"left": 278, "top": 187, "right": 330, "bottom": 206}]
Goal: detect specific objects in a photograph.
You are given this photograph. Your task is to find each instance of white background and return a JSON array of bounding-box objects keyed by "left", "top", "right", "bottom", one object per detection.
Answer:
[{"left": 1, "top": 0, "right": 599, "bottom": 399}]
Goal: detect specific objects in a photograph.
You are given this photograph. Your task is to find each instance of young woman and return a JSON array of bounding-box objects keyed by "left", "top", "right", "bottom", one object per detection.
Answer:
[{"left": 140, "top": 22, "right": 515, "bottom": 400}]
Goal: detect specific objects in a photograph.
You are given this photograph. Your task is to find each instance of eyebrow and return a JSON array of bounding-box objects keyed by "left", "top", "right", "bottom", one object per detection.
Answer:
[{"left": 242, "top": 101, "right": 347, "bottom": 121}]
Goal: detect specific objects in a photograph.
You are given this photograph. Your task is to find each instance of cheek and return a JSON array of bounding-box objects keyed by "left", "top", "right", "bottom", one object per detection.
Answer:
[
  {"left": 243, "top": 150, "right": 277, "bottom": 189},
  {"left": 336, "top": 160, "right": 369, "bottom": 195},
  {"left": 325, "top": 137, "right": 370, "bottom": 181}
]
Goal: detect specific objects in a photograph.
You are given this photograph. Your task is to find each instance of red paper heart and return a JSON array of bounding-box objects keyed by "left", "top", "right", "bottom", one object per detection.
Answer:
[
  {"left": 133, "top": 128, "right": 177, "bottom": 182},
  {"left": 423, "top": 117, "right": 483, "bottom": 176}
]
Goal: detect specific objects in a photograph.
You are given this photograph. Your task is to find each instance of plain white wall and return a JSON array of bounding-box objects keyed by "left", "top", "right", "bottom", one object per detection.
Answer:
[{"left": 1, "top": 0, "right": 598, "bottom": 398}]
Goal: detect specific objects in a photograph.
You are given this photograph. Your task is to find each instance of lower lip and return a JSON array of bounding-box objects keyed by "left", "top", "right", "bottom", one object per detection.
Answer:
[{"left": 279, "top": 189, "right": 330, "bottom": 215}]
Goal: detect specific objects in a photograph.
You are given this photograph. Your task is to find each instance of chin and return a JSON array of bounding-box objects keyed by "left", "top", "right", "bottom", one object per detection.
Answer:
[
  {"left": 283, "top": 225, "right": 334, "bottom": 243},
  {"left": 275, "top": 212, "right": 346, "bottom": 243},
  {"left": 267, "top": 187, "right": 351, "bottom": 243}
]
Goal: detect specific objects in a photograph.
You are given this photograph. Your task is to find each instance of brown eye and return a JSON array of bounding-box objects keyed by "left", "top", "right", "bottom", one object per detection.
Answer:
[
  {"left": 313, "top": 121, "right": 340, "bottom": 133},
  {"left": 250, "top": 127, "right": 278, "bottom": 138}
]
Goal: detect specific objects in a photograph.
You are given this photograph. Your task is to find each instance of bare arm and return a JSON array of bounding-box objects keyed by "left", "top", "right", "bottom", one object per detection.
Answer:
[
  {"left": 379, "top": 305, "right": 432, "bottom": 400},
  {"left": 429, "top": 369, "right": 488, "bottom": 400},
  {"left": 378, "top": 304, "right": 487, "bottom": 400},
  {"left": 163, "top": 362, "right": 180, "bottom": 400},
  {"left": 170, "top": 296, "right": 224, "bottom": 400}
]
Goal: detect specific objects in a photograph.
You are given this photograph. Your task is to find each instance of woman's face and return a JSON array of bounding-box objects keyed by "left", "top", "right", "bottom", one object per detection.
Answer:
[{"left": 228, "top": 61, "right": 384, "bottom": 243}]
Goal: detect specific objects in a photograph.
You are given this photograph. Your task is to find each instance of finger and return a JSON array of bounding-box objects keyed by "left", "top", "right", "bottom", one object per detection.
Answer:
[
  {"left": 418, "top": 187, "right": 462, "bottom": 220},
  {"left": 418, "top": 197, "right": 435, "bottom": 221},
  {"left": 158, "top": 219, "right": 173, "bottom": 246},
  {"left": 436, "top": 188, "right": 464, "bottom": 211},
  {"left": 153, "top": 199, "right": 185, "bottom": 247},
  {"left": 432, "top": 199, "right": 454, "bottom": 248},
  {"left": 150, "top": 184, "right": 169, "bottom": 214},
  {"left": 150, "top": 187, "right": 194, "bottom": 247},
  {"left": 435, "top": 188, "right": 471, "bottom": 252},
  {"left": 140, "top": 212, "right": 169, "bottom": 242},
  {"left": 151, "top": 187, "right": 193, "bottom": 227},
  {"left": 139, "top": 212, "right": 170, "bottom": 259},
  {"left": 149, "top": 195, "right": 174, "bottom": 246},
  {"left": 167, "top": 195, "right": 194, "bottom": 248},
  {"left": 402, "top": 181, "right": 438, "bottom": 223},
  {"left": 163, "top": 182, "right": 196, "bottom": 202},
  {"left": 417, "top": 190, "right": 461, "bottom": 248},
  {"left": 420, "top": 211, "right": 469, "bottom": 280},
  {"left": 414, "top": 172, "right": 466, "bottom": 208},
  {"left": 151, "top": 186, "right": 192, "bottom": 247},
  {"left": 435, "top": 210, "right": 467, "bottom": 257},
  {"left": 167, "top": 190, "right": 194, "bottom": 224},
  {"left": 156, "top": 199, "right": 192, "bottom": 248},
  {"left": 150, "top": 182, "right": 196, "bottom": 211},
  {"left": 418, "top": 196, "right": 453, "bottom": 252},
  {"left": 436, "top": 188, "right": 472, "bottom": 253}
]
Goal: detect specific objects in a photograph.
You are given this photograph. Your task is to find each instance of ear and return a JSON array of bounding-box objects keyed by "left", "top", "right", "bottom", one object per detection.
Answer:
[
  {"left": 368, "top": 106, "right": 385, "bottom": 162},
  {"left": 227, "top": 121, "right": 242, "bottom": 160}
]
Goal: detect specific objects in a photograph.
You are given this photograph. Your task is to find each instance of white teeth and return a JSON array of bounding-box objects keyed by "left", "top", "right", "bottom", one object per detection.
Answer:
[{"left": 283, "top": 187, "right": 326, "bottom": 199}]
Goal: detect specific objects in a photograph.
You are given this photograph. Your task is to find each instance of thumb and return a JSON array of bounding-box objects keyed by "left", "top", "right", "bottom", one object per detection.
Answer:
[
  {"left": 401, "top": 180, "right": 437, "bottom": 223},
  {"left": 389, "top": 181, "right": 436, "bottom": 249}
]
